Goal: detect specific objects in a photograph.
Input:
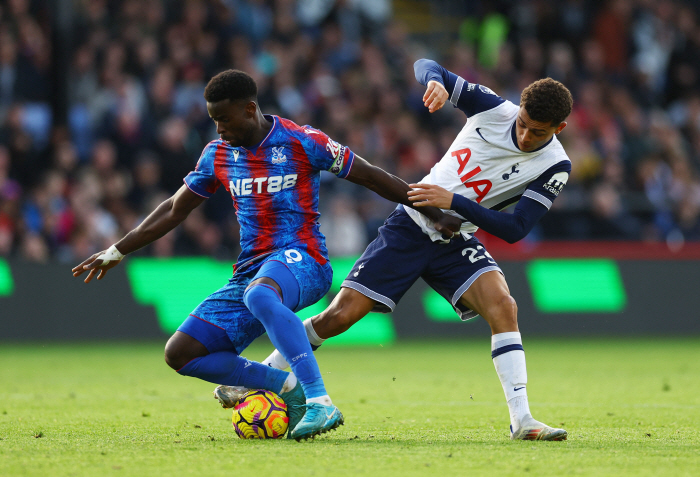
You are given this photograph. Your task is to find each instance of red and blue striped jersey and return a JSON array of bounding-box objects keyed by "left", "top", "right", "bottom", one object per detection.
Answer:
[{"left": 184, "top": 115, "right": 355, "bottom": 268}]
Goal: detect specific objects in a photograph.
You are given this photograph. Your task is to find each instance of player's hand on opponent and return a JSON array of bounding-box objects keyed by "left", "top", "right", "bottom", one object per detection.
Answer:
[
  {"left": 433, "top": 213, "right": 462, "bottom": 240},
  {"left": 71, "top": 245, "right": 124, "bottom": 283},
  {"left": 409, "top": 183, "right": 462, "bottom": 239},
  {"left": 423, "top": 81, "right": 449, "bottom": 113},
  {"left": 408, "top": 183, "right": 454, "bottom": 209}
]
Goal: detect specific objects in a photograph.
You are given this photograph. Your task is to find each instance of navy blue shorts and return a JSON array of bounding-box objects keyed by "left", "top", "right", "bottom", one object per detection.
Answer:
[{"left": 342, "top": 207, "right": 503, "bottom": 321}]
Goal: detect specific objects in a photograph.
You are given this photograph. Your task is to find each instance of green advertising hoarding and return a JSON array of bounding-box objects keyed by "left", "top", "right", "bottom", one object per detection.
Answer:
[
  {"left": 0, "top": 258, "right": 13, "bottom": 296},
  {"left": 125, "top": 256, "right": 396, "bottom": 346},
  {"left": 526, "top": 259, "right": 627, "bottom": 313}
]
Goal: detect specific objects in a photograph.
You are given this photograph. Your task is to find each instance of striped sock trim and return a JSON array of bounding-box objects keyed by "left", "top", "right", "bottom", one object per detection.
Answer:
[
  {"left": 490, "top": 337, "right": 522, "bottom": 351},
  {"left": 491, "top": 343, "right": 524, "bottom": 359}
]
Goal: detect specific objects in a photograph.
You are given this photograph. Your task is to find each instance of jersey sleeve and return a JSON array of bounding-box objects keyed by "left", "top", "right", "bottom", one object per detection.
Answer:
[
  {"left": 447, "top": 161, "right": 571, "bottom": 243},
  {"left": 299, "top": 125, "right": 356, "bottom": 179},
  {"left": 450, "top": 193, "right": 548, "bottom": 244},
  {"left": 414, "top": 58, "right": 505, "bottom": 117},
  {"left": 521, "top": 161, "right": 572, "bottom": 210},
  {"left": 183, "top": 142, "right": 221, "bottom": 198}
]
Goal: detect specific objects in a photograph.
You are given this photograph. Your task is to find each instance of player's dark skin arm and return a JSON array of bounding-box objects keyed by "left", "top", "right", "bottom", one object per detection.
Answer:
[
  {"left": 71, "top": 185, "right": 206, "bottom": 283},
  {"left": 346, "top": 156, "right": 462, "bottom": 237}
]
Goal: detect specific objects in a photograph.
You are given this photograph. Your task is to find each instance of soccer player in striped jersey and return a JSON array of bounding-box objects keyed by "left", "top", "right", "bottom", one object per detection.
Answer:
[
  {"left": 263, "top": 59, "right": 573, "bottom": 441},
  {"left": 72, "top": 69, "right": 459, "bottom": 441}
]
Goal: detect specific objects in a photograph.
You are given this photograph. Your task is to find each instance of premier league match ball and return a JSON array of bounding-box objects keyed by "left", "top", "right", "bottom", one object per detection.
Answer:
[{"left": 232, "top": 390, "right": 289, "bottom": 439}]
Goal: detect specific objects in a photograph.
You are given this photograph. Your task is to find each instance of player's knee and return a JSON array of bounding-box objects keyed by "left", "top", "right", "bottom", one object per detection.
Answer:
[
  {"left": 164, "top": 339, "right": 184, "bottom": 370},
  {"left": 485, "top": 294, "right": 518, "bottom": 329},
  {"left": 164, "top": 335, "right": 198, "bottom": 371},
  {"left": 243, "top": 284, "right": 277, "bottom": 317},
  {"left": 498, "top": 294, "right": 518, "bottom": 321}
]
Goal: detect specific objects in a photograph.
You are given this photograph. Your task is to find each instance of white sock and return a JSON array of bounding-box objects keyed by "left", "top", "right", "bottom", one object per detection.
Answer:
[
  {"left": 507, "top": 395, "right": 533, "bottom": 430},
  {"left": 281, "top": 373, "right": 297, "bottom": 394},
  {"left": 303, "top": 318, "right": 325, "bottom": 346},
  {"left": 491, "top": 332, "right": 531, "bottom": 430},
  {"left": 261, "top": 318, "right": 325, "bottom": 370},
  {"left": 307, "top": 395, "right": 332, "bottom": 406},
  {"left": 262, "top": 349, "right": 289, "bottom": 370}
]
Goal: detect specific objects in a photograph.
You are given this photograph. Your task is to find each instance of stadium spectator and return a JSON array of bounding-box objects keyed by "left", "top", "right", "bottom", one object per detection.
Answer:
[{"left": 2, "top": 0, "right": 700, "bottom": 262}]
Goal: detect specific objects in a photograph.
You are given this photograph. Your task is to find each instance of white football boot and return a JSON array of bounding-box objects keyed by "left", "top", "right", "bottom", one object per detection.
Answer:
[{"left": 510, "top": 415, "right": 567, "bottom": 441}]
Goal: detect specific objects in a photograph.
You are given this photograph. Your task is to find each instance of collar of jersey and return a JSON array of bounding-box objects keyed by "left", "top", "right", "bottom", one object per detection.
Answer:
[
  {"left": 240, "top": 114, "right": 277, "bottom": 153},
  {"left": 510, "top": 119, "right": 553, "bottom": 153}
]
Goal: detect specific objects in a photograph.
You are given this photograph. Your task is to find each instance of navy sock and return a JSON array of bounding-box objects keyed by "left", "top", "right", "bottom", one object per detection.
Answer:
[
  {"left": 243, "top": 284, "right": 327, "bottom": 399},
  {"left": 177, "top": 351, "right": 288, "bottom": 394}
]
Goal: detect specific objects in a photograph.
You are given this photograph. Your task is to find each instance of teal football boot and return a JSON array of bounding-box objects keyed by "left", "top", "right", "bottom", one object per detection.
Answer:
[
  {"left": 279, "top": 381, "right": 306, "bottom": 439},
  {"left": 290, "top": 403, "right": 344, "bottom": 441}
]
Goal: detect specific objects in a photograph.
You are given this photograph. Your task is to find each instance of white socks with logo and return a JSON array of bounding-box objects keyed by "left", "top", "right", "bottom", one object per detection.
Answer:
[
  {"left": 262, "top": 348, "right": 289, "bottom": 369},
  {"left": 262, "top": 318, "right": 325, "bottom": 370},
  {"left": 491, "top": 332, "right": 532, "bottom": 430}
]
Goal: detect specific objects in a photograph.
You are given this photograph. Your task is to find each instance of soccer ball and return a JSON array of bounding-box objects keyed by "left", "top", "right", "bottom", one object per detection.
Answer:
[{"left": 232, "top": 390, "right": 288, "bottom": 439}]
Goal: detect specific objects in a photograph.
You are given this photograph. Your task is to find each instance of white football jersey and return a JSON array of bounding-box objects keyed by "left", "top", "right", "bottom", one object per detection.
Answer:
[{"left": 405, "top": 96, "right": 571, "bottom": 242}]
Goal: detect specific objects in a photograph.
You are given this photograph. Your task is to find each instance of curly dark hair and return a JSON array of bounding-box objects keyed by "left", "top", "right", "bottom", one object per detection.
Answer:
[
  {"left": 204, "top": 69, "right": 257, "bottom": 103},
  {"left": 520, "top": 78, "right": 573, "bottom": 125}
]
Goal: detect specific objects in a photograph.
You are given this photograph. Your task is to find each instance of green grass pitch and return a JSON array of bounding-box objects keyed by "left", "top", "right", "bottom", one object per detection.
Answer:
[{"left": 1, "top": 338, "right": 698, "bottom": 476}]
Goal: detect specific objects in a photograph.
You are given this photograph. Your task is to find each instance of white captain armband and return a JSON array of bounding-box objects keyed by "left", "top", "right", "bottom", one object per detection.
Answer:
[{"left": 97, "top": 244, "right": 124, "bottom": 265}]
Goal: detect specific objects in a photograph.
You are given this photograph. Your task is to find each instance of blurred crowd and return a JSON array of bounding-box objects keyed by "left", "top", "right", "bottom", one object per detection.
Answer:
[{"left": 1, "top": 0, "right": 700, "bottom": 264}]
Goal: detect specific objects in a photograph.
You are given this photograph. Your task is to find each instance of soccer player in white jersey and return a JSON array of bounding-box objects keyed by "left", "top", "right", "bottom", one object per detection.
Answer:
[{"left": 257, "top": 59, "right": 573, "bottom": 440}]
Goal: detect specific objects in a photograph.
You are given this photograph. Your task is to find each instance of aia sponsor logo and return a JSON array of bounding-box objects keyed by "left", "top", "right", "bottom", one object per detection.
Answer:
[{"left": 452, "top": 147, "right": 492, "bottom": 203}]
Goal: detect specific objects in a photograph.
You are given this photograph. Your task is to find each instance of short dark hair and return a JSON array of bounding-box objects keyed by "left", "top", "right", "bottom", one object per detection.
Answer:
[
  {"left": 520, "top": 78, "right": 573, "bottom": 126},
  {"left": 204, "top": 69, "right": 257, "bottom": 103}
]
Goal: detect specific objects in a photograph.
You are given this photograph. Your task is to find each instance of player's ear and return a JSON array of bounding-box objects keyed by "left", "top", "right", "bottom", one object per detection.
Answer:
[
  {"left": 554, "top": 121, "right": 567, "bottom": 135},
  {"left": 244, "top": 101, "right": 257, "bottom": 117}
]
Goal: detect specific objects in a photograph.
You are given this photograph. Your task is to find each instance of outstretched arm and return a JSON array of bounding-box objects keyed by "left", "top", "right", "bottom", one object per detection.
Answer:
[
  {"left": 414, "top": 59, "right": 505, "bottom": 116},
  {"left": 72, "top": 185, "right": 206, "bottom": 282},
  {"left": 408, "top": 183, "right": 547, "bottom": 244},
  {"left": 345, "top": 156, "right": 462, "bottom": 238}
]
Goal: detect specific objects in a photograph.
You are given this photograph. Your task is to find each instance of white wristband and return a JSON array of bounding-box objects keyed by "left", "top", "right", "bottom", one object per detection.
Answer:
[{"left": 97, "top": 244, "right": 124, "bottom": 265}]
